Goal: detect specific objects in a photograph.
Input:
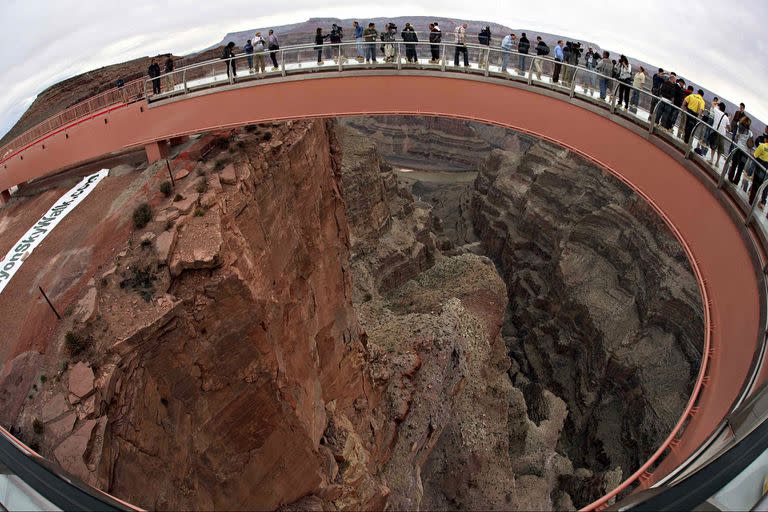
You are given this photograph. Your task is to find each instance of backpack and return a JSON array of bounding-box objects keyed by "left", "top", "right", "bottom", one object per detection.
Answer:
[{"left": 540, "top": 43, "right": 550, "bottom": 56}]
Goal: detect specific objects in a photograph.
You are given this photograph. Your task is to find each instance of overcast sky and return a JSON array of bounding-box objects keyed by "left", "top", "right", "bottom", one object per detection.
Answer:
[{"left": 0, "top": 0, "right": 766, "bottom": 139}]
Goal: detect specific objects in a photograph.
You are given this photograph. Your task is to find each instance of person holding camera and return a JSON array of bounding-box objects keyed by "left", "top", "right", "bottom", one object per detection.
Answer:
[
  {"left": 617, "top": 55, "right": 632, "bottom": 109},
  {"left": 500, "top": 32, "right": 516, "bottom": 73},
  {"left": 454, "top": 23, "right": 469, "bottom": 67}
]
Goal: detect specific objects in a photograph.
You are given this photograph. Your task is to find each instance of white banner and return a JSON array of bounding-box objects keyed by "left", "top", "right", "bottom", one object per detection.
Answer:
[{"left": 0, "top": 169, "right": 109, "bottom": 295}]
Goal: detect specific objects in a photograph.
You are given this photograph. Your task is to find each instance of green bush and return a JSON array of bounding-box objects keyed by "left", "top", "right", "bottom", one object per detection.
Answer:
[
  {"left": 132, "top": 203, "right": 152, "bottom": 229},
  {"left": 173, "top": 193, "right": 184, "bottom": 202},
  {"left": 64, "top": 331, "right": 91, "bottom": 356},
  {"left": 195, "top": 179, "right": 208, "bottom": 194},
  {"left": 159, "top": 181, "right": 172, "bottom": 197}
]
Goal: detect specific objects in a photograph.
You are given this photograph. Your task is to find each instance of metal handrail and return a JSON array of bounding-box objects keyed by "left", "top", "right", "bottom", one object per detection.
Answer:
[{"left": 3, "top": 39, "right": 768, "bottom": 512}]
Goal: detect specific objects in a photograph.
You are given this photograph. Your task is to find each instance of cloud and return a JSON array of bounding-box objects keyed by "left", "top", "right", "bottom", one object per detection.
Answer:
[{"left": 0, "top": 0, "right": 766, "bottom": 138}]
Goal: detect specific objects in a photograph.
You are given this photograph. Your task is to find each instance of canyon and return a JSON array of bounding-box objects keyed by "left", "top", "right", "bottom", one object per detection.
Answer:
[{"left": 0, "top": 115, "right": 703, "bottom": 510}]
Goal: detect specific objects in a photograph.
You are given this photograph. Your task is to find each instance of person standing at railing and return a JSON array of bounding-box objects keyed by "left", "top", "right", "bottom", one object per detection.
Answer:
[
  {"left": 729, "top": 103, "right": 747, "bottom": 154},
  {"left": 682, "top": 88, "right": 705, "bottom": 143},
  {"left": 655, "top": 74, "right": 677, "bottom": 129},
  {"left": 650, "top": 68, "right": 665, "bottom": 114},
  {"left": 363, "top": 23, "right": 378, "bottom": 64},
  {"left": 596, "top": 51, "right": 612, "bottom": 100},
  {"left": 629, "top": 66, "right": 645, "bottom": 112},
  {"left": 728, "top": 116, "right": 754, "bottom": 187},
  {"left": 749, "top": 140, "right": 768, "bottom": 206},
  {"left": 353, "top": 22, "right": 364, "bottom": 63},
  {"left": 708, "top": 103, "right": 730, "bottom": 167},
  {"left": 429, "top": 23, "right": 442, "bottom": 63},
  {"left": 148, "top": 59, "right": 161, "bottom": 95},
  {"left": 552, "top": 40, "right": 564, "bottom": 83},
  {"left": 253, "top": 33, "right": 268, "bottom": 75},
  {"left": 583, "top": 47, "right": 596, "bottom": 96},
  {"left": 164, "top": 56, "right": 174, "bottom": 91},
  {"left": 330, "top": 24, "right": 344, "bottom": 63},
  {"left": 500, "top": 33, "right": 515, "bottom": 73},
  {"left": 401, "top": 23, "right": 419, "bottom": 63},
  {"left": 533, "top": 36, "right": 549, "bottom": 80},
  {"left": 381, "top": 23, "right": 397, "bottom": 63},
  {"left": 222, "top": 42, "right": 237, "bottom": 78},
  {"left": 695, "top": 97, "right": 718, "bottom": 156},
  {"left": 268, "top": 30, "right": 280, "bottom": 71},
  {"left": 518, "top": 33, "right": 530, "bottom": 76},
  {"left": 616, "top": 55, "right": 632, "bottom": 109},
  {"left": 244, "top": 39, "right": 254, "bottom": 73},
  {"left": 315, "top": 28, "right": 329, "bottom": 64},
  {"left": 454, "top": 23, "right": 469, "bottom": 67},
  {"left": 478, "top": 25, "right": 491, "bottom": 68},
  {"left": 671, "top": 79, "right": 688, "bottom": 136}
]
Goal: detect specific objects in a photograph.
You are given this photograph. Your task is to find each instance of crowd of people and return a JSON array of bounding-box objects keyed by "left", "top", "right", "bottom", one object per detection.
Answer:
[{"left": 146, "top": 20, "right": 768, "bottom": 208}]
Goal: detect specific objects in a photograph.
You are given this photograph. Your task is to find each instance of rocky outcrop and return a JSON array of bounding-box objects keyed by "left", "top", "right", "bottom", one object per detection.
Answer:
[{"left": 472, "top": 141, "right": 704, "bottom": 503}]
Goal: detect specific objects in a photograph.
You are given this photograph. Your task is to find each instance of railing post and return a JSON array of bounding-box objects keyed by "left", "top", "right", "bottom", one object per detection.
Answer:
[
  {"left": 719, "top": 148, "right": 737, "bottom": 188},
  {"left": 484, "top": 48, "right": 491, "bottom": 77},
  {"left": 281, "top": 50, "right": 286, "bottom": 77},
  {"left": 228, "top": 58, "right": 234, "bottom": 85},
  {"left": 527, "top": 57, "right": 535, "bottom": 85},
  {"left": 338, "top": 45, "right": 343, "bottom": 72},
  {"left": 570, "top": 68, "right": 578, "bottom": 98},
  {"left": 685, "top": 120, "right": 704, "bottom": 159},
  {"left": 396, "top": 43, "right": 402, "bottom": 70},
  {"left": 649, "top": 100, "right": 662, "bottom": 134},
  {"left": 441, "top": 44, "right": 446, "bottom": 72},
  {"left": 610, "top": 81, "right": 619, "bottom": 114},
  {"left": 182, "top": 70, "right": 188, "bottom": 94}
]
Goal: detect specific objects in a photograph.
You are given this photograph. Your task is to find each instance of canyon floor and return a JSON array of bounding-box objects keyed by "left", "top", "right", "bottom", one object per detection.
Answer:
[{"left": 0, "top": 116, "right": 703, "bottom": 510}]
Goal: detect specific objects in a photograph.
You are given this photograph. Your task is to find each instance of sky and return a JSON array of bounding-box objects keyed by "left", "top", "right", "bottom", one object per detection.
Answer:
[{"left": 0, "top": 0, "right": 766, "bottom": 140}]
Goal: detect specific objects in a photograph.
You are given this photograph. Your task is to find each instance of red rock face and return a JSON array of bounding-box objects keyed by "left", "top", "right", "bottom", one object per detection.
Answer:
[{"left": 74, "top": 120, "right": 375, "bottom": 510}]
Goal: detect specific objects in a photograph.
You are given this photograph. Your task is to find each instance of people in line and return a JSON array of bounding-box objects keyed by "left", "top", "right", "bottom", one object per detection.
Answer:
[
  {"left": 222, "top": 42, "right": 237, "bottom": 78},
  {"left": 616, "top": 55, "right": 632, "bottom": 109},
  {"left": 478, "top": 25, "right": 491, "bottom": 67},
  {"left": 429, "top": 23, "right": 442, "bottom": 63},
  {"left": 533, "top": 36, "right": 549, "bottom": 80},
  {"left": 682, "top": 87, "right": 706, "bottom": 144},
  {"left": 728, "top": 116, "right": 754, "bottom": 186},
  {"left": 402, "top": 23, "right": 419, "bottom": 63},
  {"left": 454, "top": 23, "right": 469, "bottom": 67},
  {"left": 596, "top": 51, "right": 613, "bottom": 100},
  {"left": 500, "top": 32, "right": 516, "bottom": 73},
  {"left": 268, "top": 30, "right": 280, "bottom": 70},
  {"left": 363, "top": 23, "right": 378, "bottom": 63},
  {"left": 244, "top": 39, "right": 254, "bottom": 72},
  {"left": 148, "top": 59, "right": 161, "bottom": 94},
  {"left": 314, "top": 28, "right": 328, "bottom": 64},
  {"left": 353, "top": 21, "right": 364, "bottom": 62},
  {"left": 553, "top": 40, "right": 564, "bottom": 83},
  {"left": 252, "top": 32, "right": 267, "bottom": 74},
  {"left": 709, "top": 103, "right": 730, "bottom": 167}
]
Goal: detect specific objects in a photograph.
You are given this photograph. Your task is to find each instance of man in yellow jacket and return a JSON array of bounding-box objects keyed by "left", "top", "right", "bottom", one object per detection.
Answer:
[
  {"left": 750, "top": 141, "right": 768, "bottom": 206},
  {"left": 682, "top": 87, "right": 706, "bottom": 143}
]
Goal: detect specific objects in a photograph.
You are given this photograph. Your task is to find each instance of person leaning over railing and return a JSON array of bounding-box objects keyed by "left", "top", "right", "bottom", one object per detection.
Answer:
[
  {"left": 728, "top": 116, "right": 754, "bottom": 187},
  {"left": 682, "top": 88, "right": 706, "bottom": 144},
  {"left": 428, "top": 23, "right": 441, "bottom": 63},
  {"left": 454, "top": 23, "right": 469, "bottom": 67},
  {"left": 533, "top": 36, "right": 549, "bottom": 80},
  {"left": 267, "top": 30, "right": 280, "bottom": 70},
  {"left": 708, "top": 103, "right": 730, "bottom": 167},
  {"left": 363, "top": 23, "right": 378, "bottom": 64}
]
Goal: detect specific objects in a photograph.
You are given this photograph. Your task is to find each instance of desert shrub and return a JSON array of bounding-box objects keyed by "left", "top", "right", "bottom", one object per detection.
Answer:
[
  {"left": 32, "top": 418, "right": 44, "bottom": 435},
  {"left": 195, "top": 179, "right": 208, "bottom": 194},
  {"left": 40, "top": 375, "right": 47, "bottom": 383},
  {"left": 244, "top": 124, "right": 258, "bottom": 132},
  {"left": 65, "top": 331, "right": 91, "bottom": 356},
  {"left": 132, "top": 203, "right": 152, "bottom": 229},
  {"left": 173, "top": 193, "right": 184, "bottom": 202},
  {"left": 213, "top": 157, "right": 229, "bottom": 171},
  {"left": 164, "top": 220, "right": 173, "bottom": 231},
  {"left": 194, "top": 208, "right": 205, "bottom": 217},
  {"left": 119, "top": 266, "right": 157, "bottom": 302},
  {"left": 159, "top": 181, "right": 172, "bottom": 197},
  {"left": 262, "top": 131, "right": 273, "bottom": 141},
  {"left": 214, "top": 137, "right": 229, "bottom": 150}
]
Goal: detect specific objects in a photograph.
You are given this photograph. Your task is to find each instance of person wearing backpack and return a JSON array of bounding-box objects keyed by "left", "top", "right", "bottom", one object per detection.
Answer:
[
  {"left": 244, "top": 39, "right": 254, "bottom": 73},
  {"left": 429, "top": 23, "right": 442, "bottom": 63},
  {"left": 267, "top": 29, "right": 280, "bottom": 70},
  {"left": 533, "top": 36, "right": 549, "bottom": 80},
  {"left": 517, "top": 33, "right": 530, "bottom": 76},
  {"left": 252, "top": 32, "right": 267, "bottom": 74},
  {"left": 478, "top": 25, "right": 491, "bottom": 68}
]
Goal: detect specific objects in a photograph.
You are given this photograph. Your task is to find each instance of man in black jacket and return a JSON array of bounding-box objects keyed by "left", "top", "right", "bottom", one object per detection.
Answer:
[
  {"left": 533, "top": 36, "right": 548, "bottom": 80},
  {"left": 222, "top": 42, "right": 237, "bottom": 78},
  {"left": 429, "top": 23, "right": 441, "bottom": 63},
  {"left": 478, "top": 25, "right": 491, "bottom": 67},
  {"left": 655, "top": 74, "right": 678, "bottom": 130},
  {"left": 517, "top": 33, "right": 530, "bottom": 75},
  {"left": 148, "top": 59, "right": 161, "bottom": 94},
  {"left": 401, "top": 23, "right": 418, "bottom": 63}
]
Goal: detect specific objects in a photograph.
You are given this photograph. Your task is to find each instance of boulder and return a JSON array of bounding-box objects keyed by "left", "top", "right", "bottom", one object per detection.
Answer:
[
  {"left": 68, "top": 362, "right": 94, "bottom": 398},
  {"left": 41, "top": 394, "right": 70, "bottom": 422}
]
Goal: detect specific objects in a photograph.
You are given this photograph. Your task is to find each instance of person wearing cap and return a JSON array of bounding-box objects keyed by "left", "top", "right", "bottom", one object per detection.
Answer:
[{"left": 252, "top": 32, "right": 267, "bottom": 74}]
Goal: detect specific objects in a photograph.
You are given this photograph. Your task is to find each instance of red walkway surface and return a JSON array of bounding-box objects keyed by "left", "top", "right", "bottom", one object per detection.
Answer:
[{"left": 0, "top": 74, "right": 762, "bottom": 506}]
